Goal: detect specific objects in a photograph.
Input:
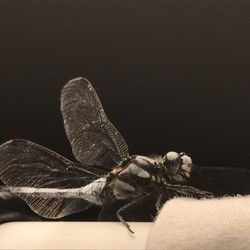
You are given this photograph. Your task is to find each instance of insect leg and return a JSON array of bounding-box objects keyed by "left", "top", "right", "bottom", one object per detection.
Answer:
[
  {"left": 116, "top": 193, "right": 152, "bottom": 234},
  {"left": 155, "top": 193, "right": 163, "bottom": 212}
]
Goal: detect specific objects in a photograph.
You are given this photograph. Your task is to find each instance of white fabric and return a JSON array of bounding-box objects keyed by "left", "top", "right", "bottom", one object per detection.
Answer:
[
  {"left": 0, "top": 222, "right": 152, "bottom": 250},
  {"left": 146, "top": 196, "right": 250, "bottom": 250}
]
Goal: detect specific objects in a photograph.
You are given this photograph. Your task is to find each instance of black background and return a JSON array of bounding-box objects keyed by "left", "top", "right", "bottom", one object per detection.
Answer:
[{"left": 1, "top": 0, "right": 250, "bottom": 170}]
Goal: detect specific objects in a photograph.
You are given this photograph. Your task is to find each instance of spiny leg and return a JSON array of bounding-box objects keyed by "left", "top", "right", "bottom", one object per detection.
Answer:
[
  {"left": 116, "top": 204, "right": 134, "bottom": 234},
  {"left": 155, "top": 193, "right": 163, "bottom": 212},
  {"left": 116, "top": 193, "right": 152, "bottom": 234}
]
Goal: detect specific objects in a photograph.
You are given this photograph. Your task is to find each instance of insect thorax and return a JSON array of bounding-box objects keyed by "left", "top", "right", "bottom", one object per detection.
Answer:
[{"left": 102, "top": 155, "right": 168, "bottom": 201}]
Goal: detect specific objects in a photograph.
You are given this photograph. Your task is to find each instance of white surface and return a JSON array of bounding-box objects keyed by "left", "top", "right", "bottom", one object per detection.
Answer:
[
  {"left": 2, "top": 196, "right": 250, "bottom": 250},
  {"left": 146, "top": 195, "right": 250, "bottom": 250},
  {"left": 0, "top": 222, "right": 153, "bottom": 250}
]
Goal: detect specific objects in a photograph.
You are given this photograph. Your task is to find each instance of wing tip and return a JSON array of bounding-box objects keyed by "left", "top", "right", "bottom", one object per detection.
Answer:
[{"left": 62, "top": 76, "right": 92, "bottom": 91}]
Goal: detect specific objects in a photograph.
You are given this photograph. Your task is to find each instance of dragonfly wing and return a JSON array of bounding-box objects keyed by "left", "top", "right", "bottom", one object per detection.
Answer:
[
  {"left": 189, "top": 165, "right": 250, "bottom": 196},
  {"left": 0, "top": 139, "right": 107, "bottom": 218},
  {"left": 61, "top": 77, "right": 129, "bottom": 169}
]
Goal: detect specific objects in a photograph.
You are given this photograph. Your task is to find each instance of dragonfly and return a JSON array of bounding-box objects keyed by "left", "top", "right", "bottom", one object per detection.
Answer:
[{"left": 0, "top": 77, "right": 249, "bottom": 233}]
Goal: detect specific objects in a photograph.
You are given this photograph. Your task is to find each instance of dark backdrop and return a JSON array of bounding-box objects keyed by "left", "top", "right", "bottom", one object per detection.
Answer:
[{"left": 1, "top": 0, "right": 250, "bottom": 170}]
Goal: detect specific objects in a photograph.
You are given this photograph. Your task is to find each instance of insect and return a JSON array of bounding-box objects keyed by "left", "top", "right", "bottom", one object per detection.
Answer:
[{"left": 0, "top": 77, "right": 249, "bottom": 233}]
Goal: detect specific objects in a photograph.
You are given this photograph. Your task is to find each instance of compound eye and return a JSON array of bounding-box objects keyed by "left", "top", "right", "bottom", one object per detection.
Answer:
[
  {"left": 165, "top": 151, "right": 179, "bottom": 161},
  {"left": 180, "top": 153, "right": 192, "bottom": 178},
  {"left": 181, "top": 154, "right": 192, "bottom": 165},
  {"left": 163, "top": 151, "right": 182, "bottom": 175}
]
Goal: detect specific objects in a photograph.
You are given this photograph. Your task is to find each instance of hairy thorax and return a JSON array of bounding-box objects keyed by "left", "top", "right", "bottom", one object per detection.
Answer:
[{"left": 104, "top": 155, "right": 191, "bottom": 201}]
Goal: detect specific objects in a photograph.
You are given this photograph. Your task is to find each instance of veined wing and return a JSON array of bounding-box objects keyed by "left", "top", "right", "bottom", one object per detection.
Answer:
[
  {"left": 61, "top": 77, "right": 129, "bottom": 169},
  {"left": 0, "top": 139, "right": 107, "bottom": 218}
]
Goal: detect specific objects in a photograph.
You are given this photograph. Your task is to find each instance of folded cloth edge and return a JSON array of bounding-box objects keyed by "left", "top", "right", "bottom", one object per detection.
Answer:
[{"left": 146, "top": 195, "right": 250, "bottom": 250}]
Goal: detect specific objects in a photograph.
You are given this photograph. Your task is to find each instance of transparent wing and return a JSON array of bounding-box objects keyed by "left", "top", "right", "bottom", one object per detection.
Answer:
[
  {"left": 61, "top": 77, "right": 129, "bottom": 169},
  {"left": 0, "top": 139, "right": 107, "bottom": 218}
]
